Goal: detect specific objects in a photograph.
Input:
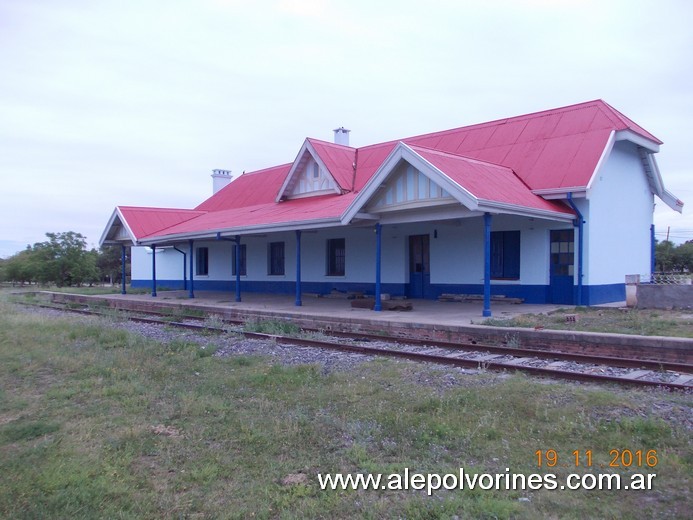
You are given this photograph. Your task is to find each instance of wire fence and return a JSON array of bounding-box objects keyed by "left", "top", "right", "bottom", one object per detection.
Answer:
[{"left": 636, "top": 273, "right": 692, "bottom": 285}]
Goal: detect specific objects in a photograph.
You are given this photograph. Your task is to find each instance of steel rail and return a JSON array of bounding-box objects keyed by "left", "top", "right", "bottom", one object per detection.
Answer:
[
  {"left": 24, "top": 302, "right": 693, "bottom": 391},
  {"left": 36, "top": 302, "right": 693, "bottom": 373}
]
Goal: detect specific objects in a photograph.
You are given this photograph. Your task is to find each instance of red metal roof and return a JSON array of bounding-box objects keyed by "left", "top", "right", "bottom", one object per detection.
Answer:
[
  {"left": 195, "top": 163, "right": 291, "bottom": 212},
  {"left": 118, "top": 206, "right": 205, "bottom": 240},
  {"left": 148, "top": 194, "right": 355, "bottom": 238},
  {"left": 409, "top": 145, "right": 570, "bottom": 213},
  {"left": 403, "top": 99, "right": 658, "bottom": 191},
  {"left": 113, "top": 100, "right": 662, "bottom": 241},
  {"left": 307, "top": 138, "right": 357, "bottom": 191}
]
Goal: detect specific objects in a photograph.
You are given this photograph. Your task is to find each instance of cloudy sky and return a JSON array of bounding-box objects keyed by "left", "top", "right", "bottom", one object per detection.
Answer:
[{"left": 1, "top": 0, "right": 691, "bottom": 257}]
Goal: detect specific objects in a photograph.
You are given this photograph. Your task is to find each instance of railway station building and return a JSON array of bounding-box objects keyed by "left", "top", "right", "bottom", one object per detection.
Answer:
[{"left": 100, "top": 100, "right": 683, "bottom": 315}]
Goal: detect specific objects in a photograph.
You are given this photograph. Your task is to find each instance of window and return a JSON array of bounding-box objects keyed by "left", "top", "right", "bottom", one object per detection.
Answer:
[
  {"left": 491, "top": 231, "right": 520, "bottom": 280},
  {"left": 550, "top": 229, "right": 575, "bottom": 276},
  {"left": 268, "top": 242, "right": 285, "bottom": 275},
  {"left": 196, "top": 247, "right": 209, "bottom": 276},
  {"left": 326, "top": 238, "right": 345, "bottom": 276},
  {"left": 232, "top": 244, "right": 246, "bottom": 276}
]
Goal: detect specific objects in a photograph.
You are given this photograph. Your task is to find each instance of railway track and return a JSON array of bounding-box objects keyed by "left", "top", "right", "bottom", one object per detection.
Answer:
[{"left": 20, "top": 301, "right": 693, "bottom": 391}]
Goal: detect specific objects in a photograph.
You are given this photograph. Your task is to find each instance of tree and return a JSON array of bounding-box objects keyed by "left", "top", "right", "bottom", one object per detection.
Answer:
[
  {"left": 655, "top": 239, "right": 692, "bottom": 273},
  {"left": 1, "top": 233, "right": 132, "bottom": 287},
  {"left": 672, "top": 241, "right": 693, "bottom": 272},
  {"left": 2, "top": 232, "right": 97, "bottom": 287},
  {"left": 2, "top": 248, "right": 38, "bottom": 285},
  {"left": 97, "top": 245, "right": 130, "bottom": 284},
  {"left": 655, "top": 240, "right": 676, "bottom": 272}
]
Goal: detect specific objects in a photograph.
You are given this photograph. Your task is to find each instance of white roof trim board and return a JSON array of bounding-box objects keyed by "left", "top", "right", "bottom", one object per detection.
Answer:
[
  {"left": 585, "top": 130, "right": 616, "bottom": 192},
  {"left": 99, "top": 207, "right": 138, "bottom": 247}
]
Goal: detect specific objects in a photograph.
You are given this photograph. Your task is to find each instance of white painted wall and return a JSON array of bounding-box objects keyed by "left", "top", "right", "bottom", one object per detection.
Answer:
[
  {"left": 585, "top": 141, "right": 653, "bottom": 285},
  {"left": 131, "top": 246, "right": 188, "bottom": 281},
  {"left": 132, "top": 214, "right": 574, "bottom": 287},
  {"left": 430, "top": 215, "right": 570, "bottom": 285},
  {"left": 241, "top": 227, "right": 404, "bottom": 284},
  {"left": 129, "top": 225, "right": 429, "bottom": 285},
  {"left": 199, "top": 240, "right": 234, "bottom": 280}
]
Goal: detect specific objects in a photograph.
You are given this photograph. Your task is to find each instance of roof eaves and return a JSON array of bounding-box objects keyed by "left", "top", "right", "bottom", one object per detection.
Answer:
[
  {"left": 614, "top": 129, "right": 660, "bottom": 152},
  {"left": 660, "top": 189, "right": 685, "bottom": 214},
  {"left": 99, "top": 207, "right": 138, "bottom": 247},
  {"left": 532, "top": 186, "right": 588, "bottom": 196},
  {"left": 600, "top": 100, "right": 663, "bottom": 145},
  {"left": 648, "top": 153, "right": 684, "bottom": 214},
  {"left": 139, "top": 216, "right": 344, "bottom": 245},
  {"left": 478, "top": 199, "right": 575, "bottom": 221}
]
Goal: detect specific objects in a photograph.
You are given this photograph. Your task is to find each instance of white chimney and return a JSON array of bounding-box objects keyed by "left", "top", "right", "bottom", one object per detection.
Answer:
[
  {"left": 211, "top": 169, "right": 233, "bottom": 194},
  {"left": 333, "top": 127, "right": 350, "bottom": 146}
]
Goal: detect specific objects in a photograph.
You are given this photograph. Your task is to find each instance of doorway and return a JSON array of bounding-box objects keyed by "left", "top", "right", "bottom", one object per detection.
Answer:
[
  {"left": 549, "top": 229, "right": 575, "bottom": 304},
  {"left": 408, "top": 234, "right": 430, "bottom": 298}
]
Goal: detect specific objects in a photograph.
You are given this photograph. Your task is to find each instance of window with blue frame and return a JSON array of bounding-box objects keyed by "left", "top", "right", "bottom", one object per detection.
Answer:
[
  {"left": 268, "top": 242, "right": 285, "bottom": 275},
  {"left": 232, "top": 244, "right": 247, "bottom": 276},
  {"left": 491, "top": 231, "right": 520, "bottom": 280},
  {"left": 195, "top": 247, "right": 209, "bottom": 276}
]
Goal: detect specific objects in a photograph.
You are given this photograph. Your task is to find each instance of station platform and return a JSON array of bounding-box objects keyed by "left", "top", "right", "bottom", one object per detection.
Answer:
[
  {"left": 48, "top": 290, "right": 689, "bottom": 361},
  {"left": 102, "top": 290, "right": 563, "bottom": 327}
]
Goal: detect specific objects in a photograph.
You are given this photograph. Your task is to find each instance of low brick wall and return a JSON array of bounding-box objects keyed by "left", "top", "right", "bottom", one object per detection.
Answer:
[{"left": 636, "top": 284, "right": 693, "bottom": 310}]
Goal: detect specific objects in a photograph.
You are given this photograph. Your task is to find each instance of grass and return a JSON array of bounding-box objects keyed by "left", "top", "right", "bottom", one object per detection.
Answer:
[
  {"left": 244, "top": 318, "right": 302, "bottom": 335},
  {"left": 0, "top": 297, "right": 691, "bottom": 519},
  {"left": 482, "top": 307, "right": 693, "bottom": 338}
]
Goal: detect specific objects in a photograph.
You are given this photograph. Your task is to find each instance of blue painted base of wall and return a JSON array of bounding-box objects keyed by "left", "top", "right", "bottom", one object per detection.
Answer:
[
  {"left": 131, "top": 280, "right": 627, "bottom": 305},
  {"left": 581, "top": 283, "right": 625, "bottom": 305}
]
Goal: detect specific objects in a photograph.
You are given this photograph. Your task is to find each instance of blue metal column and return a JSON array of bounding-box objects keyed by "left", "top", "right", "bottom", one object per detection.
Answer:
[
  {"left": 121, "top": 245, "right": 127, "bottom": 295},
  {"left": 374, "top": 223, "right": 382, "bottom": 312},
  {"left": 650, "top": 224, "right": 656, "bottom": 274},
  {"left": 295, "top": 230, "right": 302, "bottom": 306},
  {"left": 482, "top": 214, "right": 491, "bottom": 317},
  {"left": 566, "top": 193, "right": 584, "bottom": 306},
  {"left": 188, "top": 239, "right": 195, "bottom": 299},
  {"left": 234, "top": 235, "right": 241, "bottom": 302},
  {"left": 151, "top": 244, "right": 157, "bottom": 297}
]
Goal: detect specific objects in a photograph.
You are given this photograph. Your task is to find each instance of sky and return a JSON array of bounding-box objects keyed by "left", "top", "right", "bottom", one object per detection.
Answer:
[{"left": 1, "top": 0, "right": 691, "bottom": 258}]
